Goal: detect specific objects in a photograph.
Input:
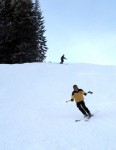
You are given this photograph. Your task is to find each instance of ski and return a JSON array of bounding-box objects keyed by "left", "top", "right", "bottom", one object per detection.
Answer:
[{"left": 75, "top": 114, "right": 94, "bottom": 122}]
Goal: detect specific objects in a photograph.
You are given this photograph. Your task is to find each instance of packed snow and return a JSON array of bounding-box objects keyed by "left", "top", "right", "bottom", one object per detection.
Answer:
[{"left": 0, "top": 62, "right": 116, "bottom": 150}]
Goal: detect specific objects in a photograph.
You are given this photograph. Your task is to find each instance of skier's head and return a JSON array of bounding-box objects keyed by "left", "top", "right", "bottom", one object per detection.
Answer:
[{"left": 73, "top": 85, "right": 78, "bottom": 91}]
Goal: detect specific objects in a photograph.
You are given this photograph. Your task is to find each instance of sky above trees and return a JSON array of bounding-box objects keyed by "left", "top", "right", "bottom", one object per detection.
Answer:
[{"left": 40, "top": 0, "right": 116, "bottom": 65}]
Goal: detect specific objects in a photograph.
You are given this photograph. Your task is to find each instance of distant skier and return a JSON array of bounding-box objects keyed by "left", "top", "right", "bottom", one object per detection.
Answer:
[
  {"left": 60, "top": 54, "right": 67, "bottom": 64},
  {"left": 70, "top": 85, "right": 93, "bottom": 118}
]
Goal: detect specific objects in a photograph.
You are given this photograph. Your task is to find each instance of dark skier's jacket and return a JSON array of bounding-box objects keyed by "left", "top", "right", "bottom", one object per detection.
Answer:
[{"left": 61, "top": 55, "right": 66, "bottom": 61}]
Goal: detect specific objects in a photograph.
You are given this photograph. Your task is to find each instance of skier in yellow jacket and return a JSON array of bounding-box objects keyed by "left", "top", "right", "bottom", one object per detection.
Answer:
[{"left": 71, "top": 85, "right": 92, "bottom": 117}]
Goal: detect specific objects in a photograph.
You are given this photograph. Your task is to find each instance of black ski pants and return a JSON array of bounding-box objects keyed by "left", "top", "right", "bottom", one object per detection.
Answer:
[
  {"left": 60, "top": 59, "right": 64, "bottom": 64},
  {"left": 76, "top": 101, "right": 91, "bottom": 115}
]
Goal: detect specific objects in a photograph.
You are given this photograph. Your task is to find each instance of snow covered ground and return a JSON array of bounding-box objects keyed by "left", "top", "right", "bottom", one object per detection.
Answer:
[{"left": 0, "top": 62, "right": 116, "bottom": 150}]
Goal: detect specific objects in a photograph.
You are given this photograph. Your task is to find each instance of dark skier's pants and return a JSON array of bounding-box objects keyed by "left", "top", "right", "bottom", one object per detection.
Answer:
[
  {"left": 76, "top": 101, "right": 91, "bottom": 115},
  {"left": 60, "top": 59, "right": 64, "bottom": 64}
]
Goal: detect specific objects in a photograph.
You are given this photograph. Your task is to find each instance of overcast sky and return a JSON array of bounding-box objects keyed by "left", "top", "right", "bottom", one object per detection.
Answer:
[{"left": 39, "top": 0, "right": 116, "bottom": 65}]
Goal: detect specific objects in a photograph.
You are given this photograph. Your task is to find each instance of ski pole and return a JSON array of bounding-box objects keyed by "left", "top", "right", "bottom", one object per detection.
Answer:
[{"left": 66, "top": 100, "right": 71, "bottom": 103}]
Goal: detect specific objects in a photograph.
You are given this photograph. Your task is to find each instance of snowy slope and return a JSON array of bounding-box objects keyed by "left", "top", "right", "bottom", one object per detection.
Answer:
[{"left": 0, "top": 62, "right": 116, "bottom": 150}]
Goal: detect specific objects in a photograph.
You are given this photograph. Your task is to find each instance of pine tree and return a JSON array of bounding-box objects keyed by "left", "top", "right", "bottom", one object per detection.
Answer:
[
  {"left": 0, "top": 0, "right": 48, "bottom": 64},
  {"left": 34, "top": 0, "right": 48, "bottom": 62},
  {"left": 0, "top": 0, "right": 14, "bottom": 63},
  {"left": 11, "top": 0, "right": 38, "bottom": 63}
]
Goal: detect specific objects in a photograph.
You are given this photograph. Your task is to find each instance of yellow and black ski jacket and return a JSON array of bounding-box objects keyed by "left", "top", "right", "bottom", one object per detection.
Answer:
[{"left": 71, "top": 89, "right": 86, "bottom": 103}]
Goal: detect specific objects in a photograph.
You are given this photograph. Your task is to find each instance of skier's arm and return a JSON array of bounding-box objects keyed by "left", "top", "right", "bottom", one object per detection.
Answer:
[
  {"left": 84, "top": 92, "right": 87, "bottom": 96},
  {"left": 82, "top": 90, "right": 87, "bottom": 96},
  {"left": 84, "top": 91, "right": 93, "bottom": 96},
  {"left": 71, "top": 95, "right": 74, "bottom": 102}
]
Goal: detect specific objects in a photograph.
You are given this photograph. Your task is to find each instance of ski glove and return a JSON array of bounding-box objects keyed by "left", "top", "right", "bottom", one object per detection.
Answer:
[
  {"left": 71, "top": 99, "right": 74, "bottom": 102},
  {"left": 88, "top": 91, "right": 93, "bottom": 94},
  {"left": 84, "top": 93, "right": 87, "bottom": 96}
]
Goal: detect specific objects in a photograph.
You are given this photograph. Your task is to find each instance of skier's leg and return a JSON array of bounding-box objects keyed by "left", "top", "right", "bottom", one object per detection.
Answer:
[
  {"left": 76, "top": 102, "right": 87, "bottom": 116},
  {"left": 60, "top": 59, "right": 63, "bottom": 64},
  {"left": 81, "top": 101, "right": 91, "bottom": 116}
]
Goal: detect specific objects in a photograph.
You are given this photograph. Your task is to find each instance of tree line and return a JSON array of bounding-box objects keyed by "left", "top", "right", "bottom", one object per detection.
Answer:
[{"left": 0, "top": 0, "right": 48, "bottom": 64}]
